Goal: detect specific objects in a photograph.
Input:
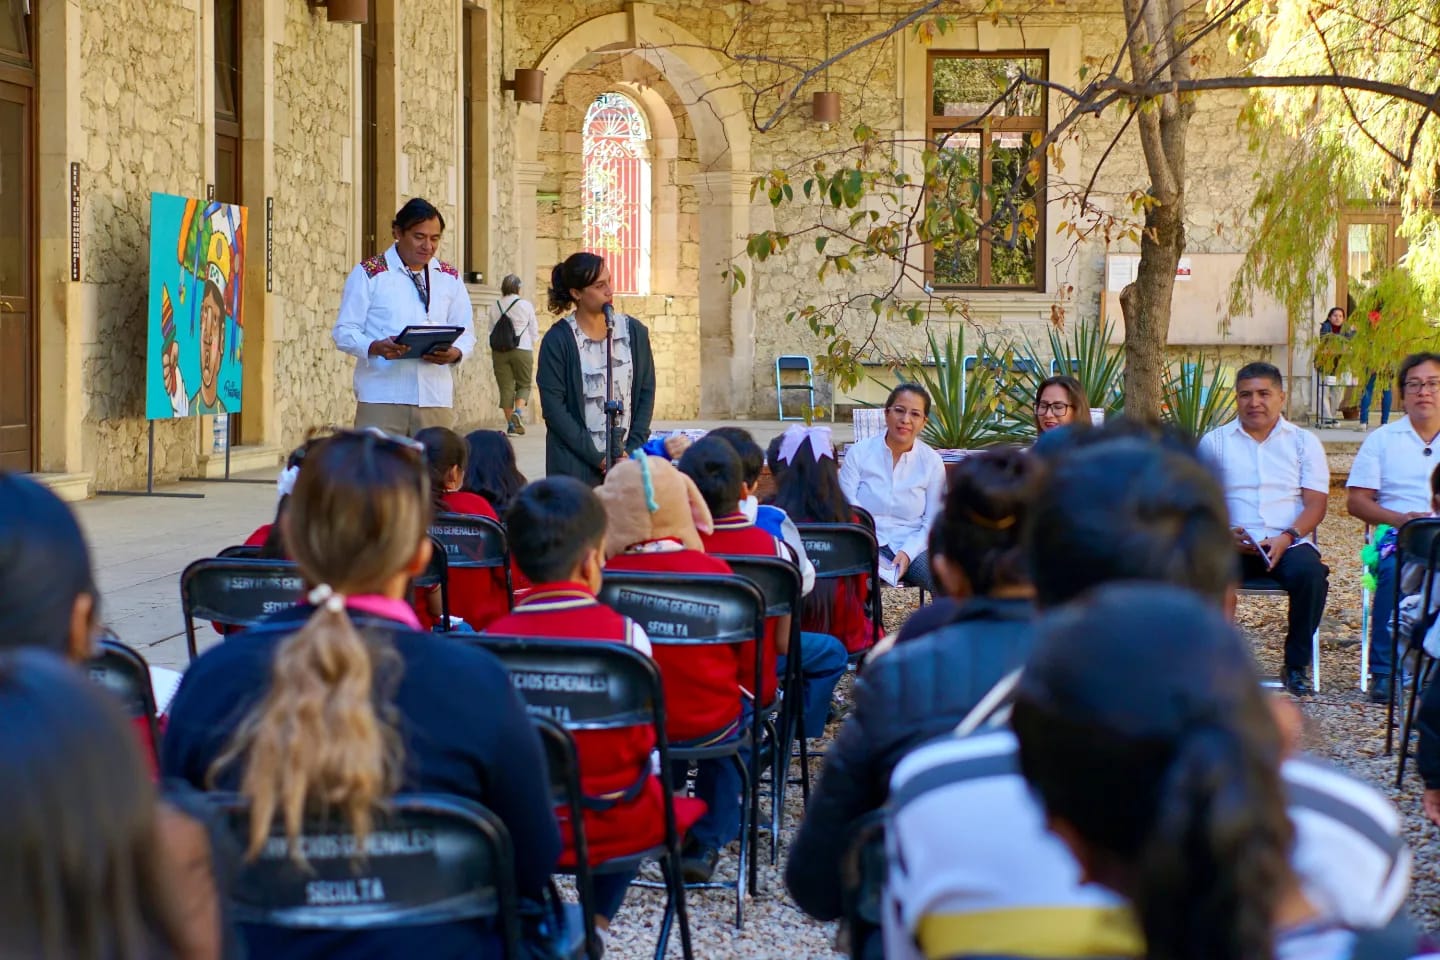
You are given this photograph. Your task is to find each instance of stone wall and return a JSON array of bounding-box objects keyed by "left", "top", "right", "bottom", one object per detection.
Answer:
[{"left": 77, "top": 0, "right": 206, "bottom": 488}]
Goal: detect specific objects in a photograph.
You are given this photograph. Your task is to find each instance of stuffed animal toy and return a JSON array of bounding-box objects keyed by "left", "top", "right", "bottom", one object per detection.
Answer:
[
  {"left": 1360, "top": 523, "right": 1396, "bottom": 593},
  {"left": 594, "top": 452, "right": 714, "bottom": 559}
]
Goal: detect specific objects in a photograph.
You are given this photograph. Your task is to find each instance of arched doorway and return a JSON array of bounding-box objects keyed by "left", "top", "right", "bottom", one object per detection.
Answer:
[{"left": 516, "top": 8, "right": 755, "bottom": 418}]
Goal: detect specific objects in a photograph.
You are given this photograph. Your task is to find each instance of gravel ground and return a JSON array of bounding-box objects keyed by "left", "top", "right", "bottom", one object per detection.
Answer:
[{"left": 601, "top": 486, "right": 1436, "bottom": 959}]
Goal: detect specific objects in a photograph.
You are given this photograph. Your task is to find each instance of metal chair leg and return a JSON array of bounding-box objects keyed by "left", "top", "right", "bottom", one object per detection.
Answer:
[{"left": 1397, "top": 656, "right": 1435, "bottom": 787}]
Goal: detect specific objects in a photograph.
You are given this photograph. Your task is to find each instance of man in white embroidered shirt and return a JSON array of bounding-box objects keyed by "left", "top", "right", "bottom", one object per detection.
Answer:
[
  {"left": 332, "top": 198, "right": 477, "bottom": 436},
  {"left": 1198, "top": 361, "right": 1330, "bottom": 696}
]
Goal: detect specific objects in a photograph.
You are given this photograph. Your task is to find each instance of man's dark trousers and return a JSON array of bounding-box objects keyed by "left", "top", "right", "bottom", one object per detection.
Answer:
[{"left": 1241, "top": 545, "right": 1329, "bottom": 669}]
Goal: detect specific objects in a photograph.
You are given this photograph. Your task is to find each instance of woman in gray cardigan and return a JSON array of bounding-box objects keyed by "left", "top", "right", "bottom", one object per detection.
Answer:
[{"left": 536, "top": 253, "right": 656, "bottom": 486}]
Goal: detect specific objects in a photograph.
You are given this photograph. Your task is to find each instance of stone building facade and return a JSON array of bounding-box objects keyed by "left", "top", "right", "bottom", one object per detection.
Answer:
[{"left": 4, "top": 0, "right": 1336, "bottom": 496}]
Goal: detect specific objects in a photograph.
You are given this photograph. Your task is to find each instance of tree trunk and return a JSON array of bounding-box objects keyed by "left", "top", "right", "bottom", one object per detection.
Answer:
[{"left": 1120, "top": 198, "right": 1185, "bottom": 420}]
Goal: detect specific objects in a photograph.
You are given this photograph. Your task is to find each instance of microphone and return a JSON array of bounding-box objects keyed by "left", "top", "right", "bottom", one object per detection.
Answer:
[{"left": 602, "top": 302, "right": 615, "bottom": 329}]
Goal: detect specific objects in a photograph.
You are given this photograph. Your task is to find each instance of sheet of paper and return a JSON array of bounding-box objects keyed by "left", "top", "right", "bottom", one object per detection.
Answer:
[{"left": 878, "top": 558, "right": 900, "bottom": 587}]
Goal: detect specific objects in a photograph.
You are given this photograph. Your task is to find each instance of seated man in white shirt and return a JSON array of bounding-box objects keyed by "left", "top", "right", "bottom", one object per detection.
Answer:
[
  {"left": 1198, "top": 361, "right": 1329, "bottom": 696},
  {"left": 882, "top": 433, "right": 1409, "bottom": 960},
  {"left": 1346, "top": 351, "right": 1440, "bottom": 703}
]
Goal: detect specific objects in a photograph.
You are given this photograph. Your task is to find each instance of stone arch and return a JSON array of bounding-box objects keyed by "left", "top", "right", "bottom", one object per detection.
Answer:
[{"left": 514, "top": 4, "right": 756, "bottom": 417}]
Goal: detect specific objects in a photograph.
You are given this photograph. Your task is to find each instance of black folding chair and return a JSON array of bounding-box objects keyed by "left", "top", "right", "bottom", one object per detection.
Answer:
[
  {"left": 597, "top": 571, "right": 767, "bottom": 923},
  {"left": 86, "top": 631, "right": 161, "bottom": 756},
  {"left": 217, "top": 544, "right": 263, "bottom": 559},
  {"left": 531, "top": 716, "right": 601, "bottom": 960},
  {"left": 412, "top": 534, "right": 451, "bottom": 631},
  {"left": 713, "top": 554, "right": 812, "bottom": 850},
  {"left": 850, "top": 506, "right": 876, "bottom": 538},
  {"left": 1387, "top": 518, "right": 1440, "bottom": 784},
  {"left": 205, "top": 792, "right": 531, "bottom": 957},
  {"left": 180, "top": 557, "right": 304, "bottom": 661},
  {"left": 473, "top": 636, "right": 696, "bottom": 960},
  {"left": 795, "top": 522, "right": 883, "bottom": 657},
  {"left": 432, "top": 513, "right": 514, "bottom": 614}
]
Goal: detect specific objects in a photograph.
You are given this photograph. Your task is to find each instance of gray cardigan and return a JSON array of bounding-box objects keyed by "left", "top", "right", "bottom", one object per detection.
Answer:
[{"left": 535, "top": 315, "right": 656, "bottom": 486}]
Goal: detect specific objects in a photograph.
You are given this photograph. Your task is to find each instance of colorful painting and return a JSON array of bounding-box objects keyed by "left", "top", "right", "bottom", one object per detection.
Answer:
[{"left": 146, "top": 193, "right": 247, "bottom": 420}]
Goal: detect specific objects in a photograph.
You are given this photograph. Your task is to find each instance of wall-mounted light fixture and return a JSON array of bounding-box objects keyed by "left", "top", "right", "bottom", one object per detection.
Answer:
[
  {"left": 812, "top": 13, "right": 840, "bottom": 126},
  {"left": 308, "top": 0, "right": 368, "bottom": 23},
  {"left": 502, "top": 69, "right": 546, "bottom": 105}
]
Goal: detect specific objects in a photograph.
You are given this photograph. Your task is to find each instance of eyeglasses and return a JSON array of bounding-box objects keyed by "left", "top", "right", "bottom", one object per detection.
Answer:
[
  {"left": 1036, "top": 401, "right": 1073, "bottom": 415},
  {"left": 1403, "top": 378, "right": 1440, "bottom": 396},
  {"left": 887, "top": 406, "right": 927, "bottom": 421}
]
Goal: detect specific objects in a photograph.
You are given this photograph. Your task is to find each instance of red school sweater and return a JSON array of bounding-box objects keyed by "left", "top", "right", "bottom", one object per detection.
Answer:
[
  {"left": 700, "top": 512, "right": 791, "bottom": 705},
  {"left": 604, "top": 548, "right": 743, "bottom": 742},
  {"left": 415, "top": 491, "right": 510, "bottom": 631},
  {"left": 797, "top": 511, "right": 876, "bottom": 654},
  {"left": 483, "top": 583, "right": 706, "bottom": 865}
]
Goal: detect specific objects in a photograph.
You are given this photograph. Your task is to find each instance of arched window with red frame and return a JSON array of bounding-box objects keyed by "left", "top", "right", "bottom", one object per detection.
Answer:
[{"left": 582, "top": 93, "right": 651, "bottom": 295}]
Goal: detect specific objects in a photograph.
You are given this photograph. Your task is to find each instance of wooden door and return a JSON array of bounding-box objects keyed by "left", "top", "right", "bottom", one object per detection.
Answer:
[{"left": 0, "top": 79, "right": 33, "bottom": 472}]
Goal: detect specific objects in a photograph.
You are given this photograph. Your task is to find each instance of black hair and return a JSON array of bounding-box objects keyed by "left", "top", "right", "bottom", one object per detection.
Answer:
[
  {"left": 1012, "top": 583, "right": 1289, "bottom": 960},
  {"left": 392, "top": 197, "right": 445, "bottom": 233},
  {"left": 886, "top": 382, "right": 931, "bottom": 416},
  {"left": 547, "top": 252, "right": 605, "bottom": 314},
  {"left": 1432, "top": 462, "right": 1440, "bottom": 502},
  {"left": 0, "top": 648, "right": 185, "bottom": 960},
  {"left": 928, "top": 448, "right": 1041, "bottom": 596},
  {"left": 678, "top": 436, "right": 745, "bottom": 518},
  {"left": 769, "top": 441, "right": 850, "bottom": 525},
  {"left": 765, "top": 434, "right": 788, "bottom": 485},
  {"left": 506, "top": 478, "right": 608, "bottom": 584},
  {"left": 707, "top": 426, "right": 765, "bottom": 487},
  {"left": 1398, "top": 352, "right": 1440, "bottom": 395},
  {"left": 415, "top": 426, "right": 467, "bottom": 515},
  {"left": 1234, "top": 362, "right": 1283, "bottom": 389},
  {"left": 0, "top": 472, "right": 97, "bottom": 656},
  {"left": 1026, "top": 436, "right": 1235, "bottom": 608},
  {"left": 462, "top": 430, "right": 527, "bottom": 514}
]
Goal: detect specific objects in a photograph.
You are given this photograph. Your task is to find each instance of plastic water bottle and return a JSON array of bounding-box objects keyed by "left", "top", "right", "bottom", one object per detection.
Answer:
[{"left": 213, "top": 414, "right": 229, "bottom": 454}]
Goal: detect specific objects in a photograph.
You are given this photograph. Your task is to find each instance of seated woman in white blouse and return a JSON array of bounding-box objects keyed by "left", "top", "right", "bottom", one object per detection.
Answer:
[{"left": 839, "top": 383, "right": 946, "bottom": 593}]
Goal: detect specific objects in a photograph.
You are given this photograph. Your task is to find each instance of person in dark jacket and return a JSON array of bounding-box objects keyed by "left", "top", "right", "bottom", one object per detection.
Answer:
[
  {"left": 785, "top": 448, "right": 1042, "bottom": 923},
  {"left": 536, "top": 252, "right": 656, "bottom": 485},
  {"left": 162, "top": 430, "right": 561, "bottom": 960}
]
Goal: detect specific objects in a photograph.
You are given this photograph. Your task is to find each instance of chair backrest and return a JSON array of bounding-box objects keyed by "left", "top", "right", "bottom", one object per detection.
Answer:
[
  {"left": 469, "top": 635, "right": 665, "bottom": 733},
  {"left": 86, "top": 633, "right": 160, "bottom": 748},
  {"left": 528, "top": 715, "right": 598, "bottom": 956},
  {"left": 1397, "top": 518, "right": 1440, "bottom": 571},
  {"left": 218, "top": 543, "right": 263, "bottom": 559},
  {"left": 431, "top": 514, "right": 510, "bottom": 571},
  {"left": 181, "top": 558, "right": 305, "bottom": 659},
  {"left": 850, "top": 505, "right": 877, "bottom": 537},
  {"left": 776, "top": 355, "right": 811, "bottom": 372},
  {"left": 206, "top": 792, "right": 522, "bottom": 953},
  {"left": 411, "top": 534, "right": 450, "bottom": 629},
  {"left": 711, "top": 554, "right": 802, "bottom": 620},
  {"left": 795, "top": 522, "right": 879, "bottom": 580},
  {"left": 851, "top": 408, "right": 885, "bottom": 443},
  {"left": 597, "top": 571, "right": 765, "bottom": 651}
]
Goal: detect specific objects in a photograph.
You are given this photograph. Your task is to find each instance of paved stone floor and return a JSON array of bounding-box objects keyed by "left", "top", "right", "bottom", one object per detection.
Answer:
[{"left": 74, "top": 418, "right": 841, "bottom": 672}]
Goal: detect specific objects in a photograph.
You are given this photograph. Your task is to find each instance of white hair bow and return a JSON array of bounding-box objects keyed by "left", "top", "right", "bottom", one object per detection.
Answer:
[
  {"left": 778, "top": 425, "right": 835, "bottom": 465},
  {"left": 276, "top": 464, "right": 300, "bottom": 502}
]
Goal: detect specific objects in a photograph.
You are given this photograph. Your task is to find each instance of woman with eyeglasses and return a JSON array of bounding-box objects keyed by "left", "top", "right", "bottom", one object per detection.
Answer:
[
  {"left": 1034, "top": 375, "right": 1089, "bottom": 435},
  {"left": 838, "top": 383, "right": 946, "bottom": 594},
  {"left": 162, "top": 430, "right": 561, "bottom": 959}
]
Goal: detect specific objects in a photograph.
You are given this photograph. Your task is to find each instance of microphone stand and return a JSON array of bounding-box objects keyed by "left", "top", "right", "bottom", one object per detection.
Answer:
[{"left": 603, "top": 305, "right": 625, "bottom": 474}]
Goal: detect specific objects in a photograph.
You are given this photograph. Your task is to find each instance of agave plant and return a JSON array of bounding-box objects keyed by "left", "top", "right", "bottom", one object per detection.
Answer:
[
  {"left": 1162, "top": 355, "right": 1236, "bottom": 440},
  {"left": 893, "top": 329, "right": 1029, "bottom": 449},
  {"left": 1005, "top": 319, "right": 1127, "bottom": 428}
]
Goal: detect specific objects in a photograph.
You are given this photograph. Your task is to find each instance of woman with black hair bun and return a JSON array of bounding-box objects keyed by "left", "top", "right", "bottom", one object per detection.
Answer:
[{"left": 535, "top": 252, "right": 656, "bottom": 485}]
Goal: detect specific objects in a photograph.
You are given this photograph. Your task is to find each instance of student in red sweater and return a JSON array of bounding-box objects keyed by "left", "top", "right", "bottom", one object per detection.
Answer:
[
  {"left": 484, "top": 476, "right": 705, "bottom": 931},
  {"left": 686, "top": 433, "right": 849, "bottom": 741},
  {"left": 414, "top": 426, "right": 509, "bottom": 630},
  {"left": 462, "top": 429, "right": 533, "bottom": 595},
  {"left": 595, "top": 453, "right": 745, "bottom": 883}
]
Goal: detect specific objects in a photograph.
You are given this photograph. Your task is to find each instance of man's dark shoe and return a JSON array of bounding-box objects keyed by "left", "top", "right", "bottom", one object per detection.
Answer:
[
  {"left": 679, "top": 839, "right": 720, "bottom": 883},
  {"left": 1283, "top": 667, "right": 1313, "bottom": 697},
  {"left": 1369, "top": 676, "right": 1393, "bottom": 705}
]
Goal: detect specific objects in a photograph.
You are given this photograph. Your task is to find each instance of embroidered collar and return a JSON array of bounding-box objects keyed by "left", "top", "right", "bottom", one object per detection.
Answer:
[
  {"left": 622, "top": 538, "right": 685, "bottom": 554},
  {"left": 712, "top": 511, "right": 754, "bottom": 530},
  {"left": 515, "top": 582, "right": 599, "bottom": 612}
]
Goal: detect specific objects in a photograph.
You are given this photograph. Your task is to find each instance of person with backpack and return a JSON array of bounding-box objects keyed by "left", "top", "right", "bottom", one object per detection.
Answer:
[{"left": 488, "top": 273, "right": 540, "bottom": 436}]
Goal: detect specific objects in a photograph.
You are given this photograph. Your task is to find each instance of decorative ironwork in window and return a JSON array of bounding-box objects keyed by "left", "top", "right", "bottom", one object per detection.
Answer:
[{"left": 583, "top": 93, "right": 651, "bottom": 295}]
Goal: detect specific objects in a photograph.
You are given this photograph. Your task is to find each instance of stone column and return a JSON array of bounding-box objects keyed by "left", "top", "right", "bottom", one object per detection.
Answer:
[
  {"left": 237, "top": 0, "right": 278, "bottom": 447},
  {"left": 690, "top": 170, "right": 756, "bottom": 418},
  {"left": 515, "top": 160, "right": 548, "bottom": 296}
]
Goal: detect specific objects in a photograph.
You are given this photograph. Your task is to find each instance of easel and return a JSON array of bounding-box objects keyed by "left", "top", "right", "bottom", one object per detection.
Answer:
[
  {"left": 181, "top": 414, "right": 272, "bottom": 485},
  {"left": 96, "top": 421, "right": 205, "bottom": 499}
]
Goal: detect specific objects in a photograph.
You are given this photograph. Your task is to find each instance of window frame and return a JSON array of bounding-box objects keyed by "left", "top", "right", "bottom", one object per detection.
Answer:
[
  {"left": 924, "top": 50, "right": 1048, "bottom": 292},
  {"left": 581, "top": 91, "right": 653, "bottom": 297}
]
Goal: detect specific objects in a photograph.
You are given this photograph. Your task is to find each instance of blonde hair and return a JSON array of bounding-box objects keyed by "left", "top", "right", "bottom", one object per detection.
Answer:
[{"left": 211, "top": 432, "right": 432, "bottom": 860}]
